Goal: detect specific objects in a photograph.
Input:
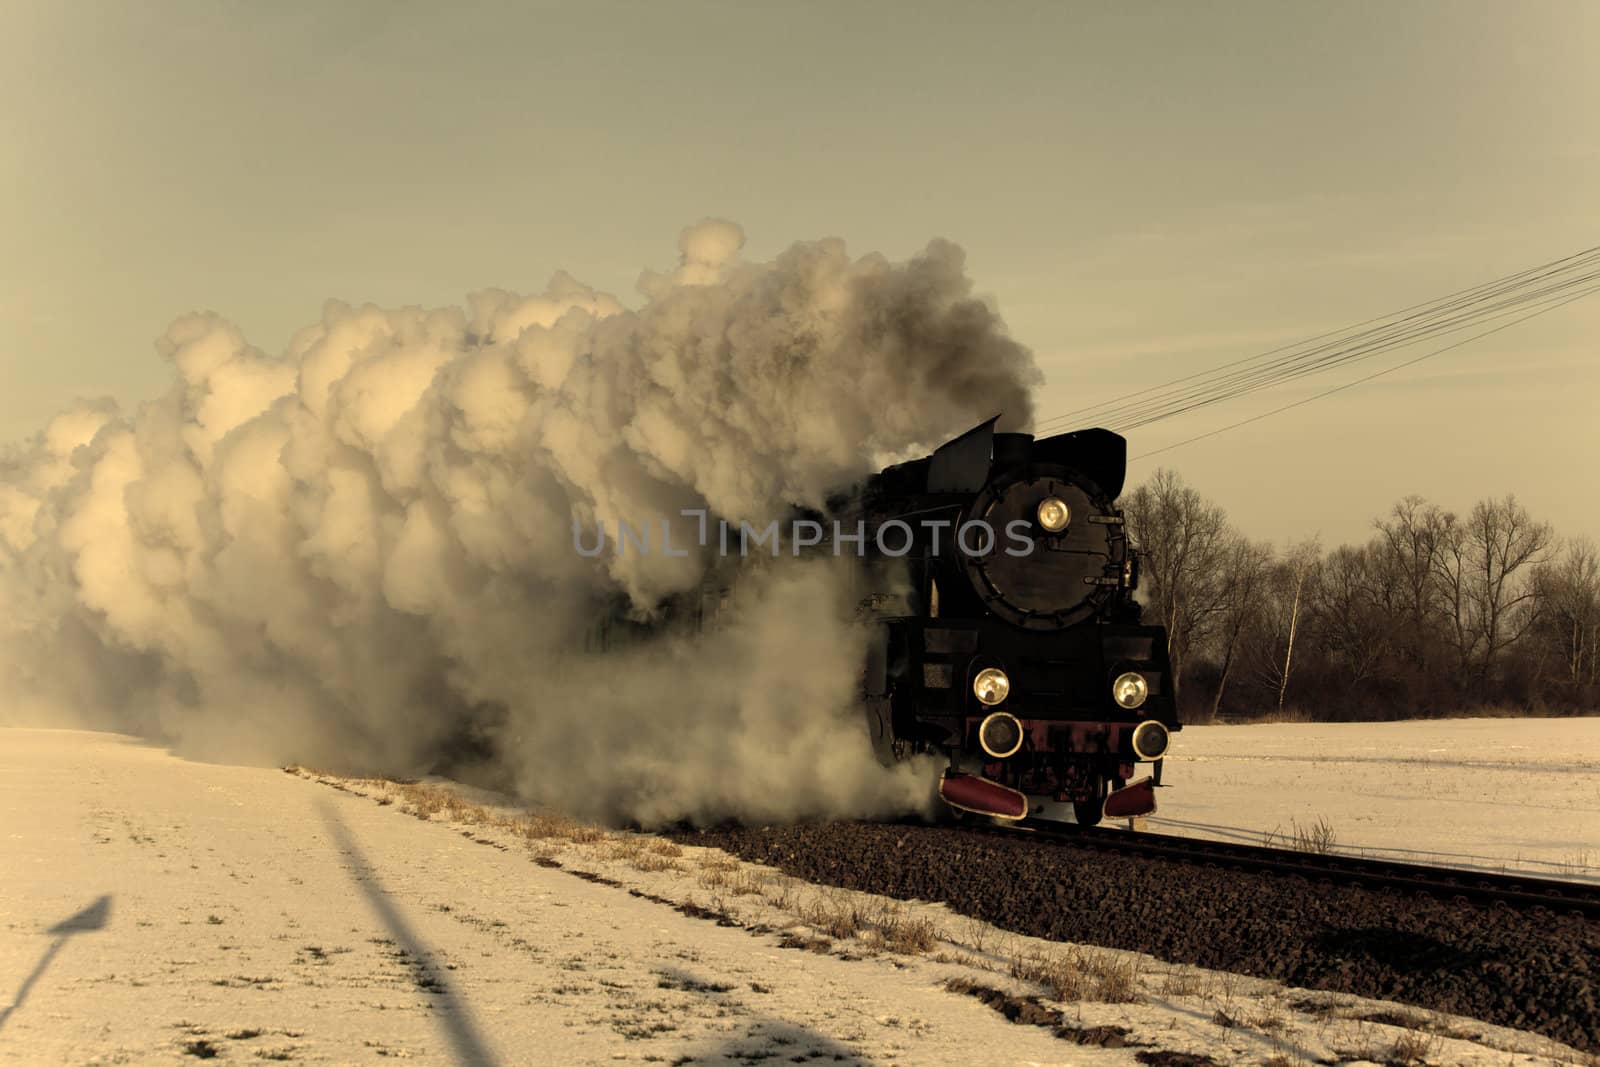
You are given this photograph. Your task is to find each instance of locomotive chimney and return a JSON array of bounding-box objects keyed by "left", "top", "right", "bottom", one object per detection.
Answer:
[{"left": 991, "top": 432, "right": 1033, "bottom": 467}]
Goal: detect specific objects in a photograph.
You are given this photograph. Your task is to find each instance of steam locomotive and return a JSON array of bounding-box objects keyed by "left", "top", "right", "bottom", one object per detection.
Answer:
[
  {"left": 576, "top": 416, "right": 1178, "bottom": 826},
  {"left": 837, "top": 417, "right": 1179, "bottom": 825}
]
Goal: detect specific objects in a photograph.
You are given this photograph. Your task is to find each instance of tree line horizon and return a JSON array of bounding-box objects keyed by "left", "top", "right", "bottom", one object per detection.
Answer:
[{"left": 1121, "top": 470, "right": 1598, "bottom": 722}]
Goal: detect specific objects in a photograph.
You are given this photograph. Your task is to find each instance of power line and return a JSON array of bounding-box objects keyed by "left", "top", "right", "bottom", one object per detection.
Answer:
[
  {"left": 1033, "top": 244, "right": 1600, "bottom": 440},
  {"left": 1080, "top": 254, "right": 1598, "bottom": 433},
  {"left": 1127, "top": 282, "right": 1600, "bottom": 461},
  {"left": 1113, "top": 264, "right": 1600, "bottom": 432},
  {"left": 1042, "top": 247, "right": 1591, "bottom": 428},
  {"left": 1037, "top": 244, "right": 1599, "bottom": 432}
]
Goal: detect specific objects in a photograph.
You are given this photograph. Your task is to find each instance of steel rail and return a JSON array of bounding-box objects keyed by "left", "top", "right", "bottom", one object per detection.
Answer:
[{"left": 993, "top": 820, "right": 1600, "bottom": 920}]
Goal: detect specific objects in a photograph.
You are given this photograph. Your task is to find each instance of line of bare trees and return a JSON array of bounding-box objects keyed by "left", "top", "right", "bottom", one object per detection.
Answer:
[{"left": 1123, "top": 470, "right": 1600, "bottom": 722}]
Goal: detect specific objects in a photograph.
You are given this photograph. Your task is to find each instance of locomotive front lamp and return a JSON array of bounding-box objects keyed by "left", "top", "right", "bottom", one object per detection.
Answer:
[
  {"left": 1131, "top": 720, "right": 1170, "bottom": 760},
  {"left": 1036, "top": 497, "right": 1070, "bottom": 532},
  {"left": 972, "top": 667, "right": 1010, "bottom": 706},
  {"left": 1112, "top": 671, "right": 1148, "bottom": 709},
  {"left": 978, "top": 711, "right": 1025, "bottom": 758}
]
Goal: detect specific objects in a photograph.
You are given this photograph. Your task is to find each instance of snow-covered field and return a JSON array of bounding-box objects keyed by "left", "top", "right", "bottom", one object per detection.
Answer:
[
  {"left": 1153, "top": 718, "right": 1600, "bottom": 882},
  {"left": 1, "top": 723, "right": 1594, "bottom": 1066}
]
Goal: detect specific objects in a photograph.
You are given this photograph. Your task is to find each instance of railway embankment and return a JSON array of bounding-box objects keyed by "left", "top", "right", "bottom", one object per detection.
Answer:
[{"left": 679, "top": 819, "right": 1600, "bottom": 1053}]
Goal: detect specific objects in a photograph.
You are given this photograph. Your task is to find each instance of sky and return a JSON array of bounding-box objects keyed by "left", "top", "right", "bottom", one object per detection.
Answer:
[{"left": 3, "top": 0, "right": 1595, "bottom": 550}]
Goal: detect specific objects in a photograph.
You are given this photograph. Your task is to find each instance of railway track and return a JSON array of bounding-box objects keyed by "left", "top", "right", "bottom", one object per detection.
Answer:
[
  {"left": 1001, "top": 819, "right": 1600, "bottom": 920},
  {"left": 681, "top": 818, "right": 1600, "bottom": 1052}
]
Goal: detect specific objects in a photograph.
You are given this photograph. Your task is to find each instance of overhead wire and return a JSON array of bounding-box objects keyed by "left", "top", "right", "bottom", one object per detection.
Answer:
[
  {"left": 1127, "top": 281, "right": 1600, "bottom": 461},
  {"left": 1055, "top": 264, "right": 1597, "bottom": 435},
  {"left": 1035, "top": 245, "right": 1599, "bottom": 433},
  {"left": 1030, "top": 244, "right": 1600, "bottom": 443},
  {"left": 1113, "top": 263, "right": 1600, "bottom": 431},
  {"left": 1037, "top": 245, "right": 1600, "bottom": 431}
]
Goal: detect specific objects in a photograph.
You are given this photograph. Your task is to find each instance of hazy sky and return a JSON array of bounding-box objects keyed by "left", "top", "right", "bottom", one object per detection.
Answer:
[{"left": 3, "top": 1, "right": 1595, "bottom": 548}]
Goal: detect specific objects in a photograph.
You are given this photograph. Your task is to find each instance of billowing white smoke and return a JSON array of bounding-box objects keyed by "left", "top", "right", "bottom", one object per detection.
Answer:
[{"left": 0, "top": 222, "right": 1039, "bottom": 825}]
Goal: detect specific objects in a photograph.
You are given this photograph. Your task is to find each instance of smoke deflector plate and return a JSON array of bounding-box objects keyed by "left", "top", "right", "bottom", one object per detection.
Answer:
[{"left": 938, "top": 771, "right": 1028, "bottom": 820}]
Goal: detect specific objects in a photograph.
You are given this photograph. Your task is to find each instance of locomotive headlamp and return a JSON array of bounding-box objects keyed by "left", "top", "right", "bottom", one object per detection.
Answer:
[
  {"left": 978, "top": 711, "right": 1025, "bottom": 759},
  {"left": 1112, "top": 671, "right": 1149, "bottom": 710},
  {"left": 972, "top": 667, "right": 1010, "bottom": 706},
  {"left": 1131, "top": 720, "right": 1170, "bottom": 760},
  {"left": 1036, "top": 497, "right": 1070, "bottom": 533}
]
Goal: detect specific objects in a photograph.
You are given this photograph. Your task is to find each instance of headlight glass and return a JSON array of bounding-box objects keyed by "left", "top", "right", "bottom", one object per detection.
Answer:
[
  {"left": 972, "top": 667, "right": 1010, "bottom": 706},
  {"left": 1112, "top": 671, "right": 1148, "bottom": 709},
  {"left": 978, "top": 712, "right": 1025, "bottom": 758},
  {"left": 1036, "top": 497, "right": 1070, "bottom": 533},
  {"left": 1131, "top": 720, "right": 1170, "bottom": 760}
]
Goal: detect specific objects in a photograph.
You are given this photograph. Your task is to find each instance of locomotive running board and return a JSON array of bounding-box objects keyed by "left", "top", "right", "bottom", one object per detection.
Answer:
[
  {"left": 1102, "top": 776, "right": 1158, "bottom": 820},
  {"left": 939, "top": 771, "right": 1028, "bottom": 821}
]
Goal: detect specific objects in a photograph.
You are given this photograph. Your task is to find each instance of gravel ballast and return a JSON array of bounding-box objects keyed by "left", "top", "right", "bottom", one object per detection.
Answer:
[{"left": 675, "top": 820, "right": 1600, "bottom": 1053}]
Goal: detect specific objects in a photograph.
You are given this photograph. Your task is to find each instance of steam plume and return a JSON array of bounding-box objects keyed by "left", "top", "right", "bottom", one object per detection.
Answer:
[{"left": 0, "top": 222, "right": 1040, "bottom": 825}]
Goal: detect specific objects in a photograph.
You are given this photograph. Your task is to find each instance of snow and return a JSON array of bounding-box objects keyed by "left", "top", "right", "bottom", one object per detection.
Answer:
[
  {"left": 1152, "top": 718, "right": 1600, "bottom": 883},
  {"left": 1, "top": 724, "right": 1593, "bottom": 1065}
]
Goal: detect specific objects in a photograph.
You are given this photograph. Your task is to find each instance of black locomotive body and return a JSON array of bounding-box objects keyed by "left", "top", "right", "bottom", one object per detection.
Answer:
[{"left": 840, "top": 417, "right": 1179, "bottom": 825}]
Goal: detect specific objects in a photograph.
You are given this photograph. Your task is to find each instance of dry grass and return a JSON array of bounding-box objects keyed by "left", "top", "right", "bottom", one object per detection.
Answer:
[
  {"left": 1009, "top": 946, "right": 1142, "bottom": 1004},
  {"left": 388, "top": 781, "right": 447, "bottom": 819},
  {"left": 602, "top": 835, "right": 644, "bottom": 861},
  {"left": 289, "top": 767, "right": 614, "bottom": 848},
  {"left": 516, "top": 810, "right": 607, "bottom": 844},
  {"left": 1157, "top": 968, "right": 1208, "bottom": 998},
  {"left": 1334, "top": 1017, "right": 1444, "bottom": 1066},
  {"left": 692, "top": 850, "right": 764, "bottom": 895},
  {"left": 958, "top": 915, "right": 992, "bottom": 955},
  {"left": 1387, "top": 1028, "right": 1441, "bottom": 1064},
  {"left": 600, "top": 834, "right": 688, "bottom": 874},
  {"left": 697, "top": 864, "right": 764, "bottom": 896},
  {"left": 759, "top": 874, "right": 797, "bottom": 911},
  {"left": 1010, "top": 950, "right": 1085, "bottom": 1001},
  {"left": 629, "top": 852, "right": 684, "bottom": 874},
  {"left": 799, "top": 890, "right": 870, "bottom": 941},
  {"left": 1088, "top": 952, "right": 1141, "bottom": 1003},
  {"left": 863, "top": 904, "right": 941, "bottom": 955},
  {"left": 1556, "top": 847, "right": 1597, "bottom": 876},
  {"left": 1250, "top": 998, "right": 1290, "bottom": 1034},
  {"left": 624, "top": 838, "right": 681, "bottom": 870},
  {"left": 1264, "top": 815, "right": 1338, "bottom": 854},
  {"left": 1162, "top": 966, "right": 1247, "bottom": 1020}
]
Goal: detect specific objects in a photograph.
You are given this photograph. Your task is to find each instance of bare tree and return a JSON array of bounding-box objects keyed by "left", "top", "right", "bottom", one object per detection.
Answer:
[
  {"left": 1429, "top": 511, "right": 1475, "bottom": 693},
  {"left": 1122, "top": 469, "right": 1233, "bottom": 702},
  {"left": 1123, "top": 480, "right": 1585, "bottom": 719},
  {"left": 1206, "top": 536, "right": 1273, "bottom": 721},
  {"left": 1242, "top": 539, "right": 1322, "bottom": 714},
  {"left": 1534, "top": 538, "right": 1600, "bottom": 689},
  {"left": 1463, "top": 495, "right": 1553, "bottom": 691},
  {"left": 1312, "top": 541, "right": 1400, "bottom": 691},
  {"left": 1273, "top": 539, "right": 1321, "bottom": 714},
  {"left": 1372, "top": 496, "right": 1453, "bottom": 674}
]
